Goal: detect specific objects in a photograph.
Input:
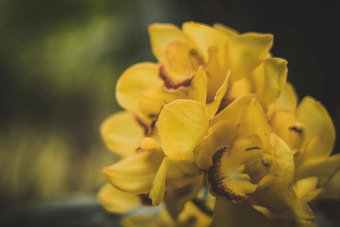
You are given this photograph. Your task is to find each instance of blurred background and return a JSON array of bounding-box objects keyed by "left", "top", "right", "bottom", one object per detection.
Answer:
[{"left": 0, "top": 0, "right": 339, "bottom": 226}]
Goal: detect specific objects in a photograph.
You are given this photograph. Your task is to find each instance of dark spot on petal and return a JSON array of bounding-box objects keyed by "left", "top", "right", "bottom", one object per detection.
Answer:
[
  {"left": 159, "top": 65, "right": 194, "bottom": 89},
  {"left": 289, "top": 125, "right": 303, "bottom": 136},
  {"left": 246, "top": 147, "right": 260, "bottom": 151},
  {"left": 139, "top": 194, "right": 153, "bottom": 206},
  {"left": 294, "top": 150, "right": 300, "bottom": 157},
  {"left": 135, "top": 147, "right": 143, "bottom": 153},
  {"left": 207, "top": 146, "right": 247, "bottom": 203},
  {"left": 134, "top": 115, "right": 155, "bottom": 136}
]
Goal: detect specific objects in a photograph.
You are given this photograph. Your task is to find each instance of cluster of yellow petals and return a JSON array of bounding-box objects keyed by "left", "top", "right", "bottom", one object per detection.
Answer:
[{"left": 98, "top": 22, "right": 339, "bottom": 226}]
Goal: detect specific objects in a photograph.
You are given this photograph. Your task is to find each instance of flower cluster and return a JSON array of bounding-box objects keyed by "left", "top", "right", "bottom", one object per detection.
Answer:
[{"left": 98, "top": 22, "right": 339, "bottom": 226}]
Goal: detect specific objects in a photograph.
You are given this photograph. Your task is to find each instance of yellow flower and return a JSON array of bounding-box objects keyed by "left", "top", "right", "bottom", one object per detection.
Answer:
[
  {"left": 116, "top": 22, "right": 277, "bottom": 125},
  {"left": 205, "top": 93, "right": 339, "bottom": 226},
  {"left": 99, "top": 21, "right": 339, "bottom": 226}
]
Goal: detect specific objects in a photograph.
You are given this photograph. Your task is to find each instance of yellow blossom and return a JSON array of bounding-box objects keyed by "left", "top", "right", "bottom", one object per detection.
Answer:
[{"left": 99, "top": 21, "right": 339, "bottom": 226}]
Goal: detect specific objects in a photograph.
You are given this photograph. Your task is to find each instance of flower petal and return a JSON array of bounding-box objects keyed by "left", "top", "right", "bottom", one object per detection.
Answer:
[
  {"left": 160, "top": 41, "right": 204, "bottom": 90},
  {"left": 208, "top": 136, "right": 263, "bottom": 203},
  {"left": 237, "top": 98, "right": 271, "bottom": 145},
  {"left": 157, "top": 99, "right": 208, "bottom": 174},
  {"left": 206, "top": 71, "right": 230, "bottom": 118},
  {"left": 103, "top": 150, "right": 164, "bottom": 194},
  {"left": 293, "top": 177, "right": 318, "bottom": 202},
  {"left": 318, "top": 170, "right": 340, "bottom": 199},
  {"left": 269, "top": 133, "right": 295, "bottom": 182},
  {"left": 296, "top": 154, "right": 340, "bottom": 186},
  {"left": 149, "top": 157, "right": 168, "bottom": 206},
  {"left": 184, "top": 66, "right": 208, "bottom": 105},
  {"left": 250, "top": 57, "right": 288, "bottom": 105},
  {"left": 182, "top": 22, "right": 229, "bottom": 62},
  {"left": 225, "top": 33, "right": 273, "bottom": 81},
  {"left": 138, "top": 66, "right": 207, "bottom": 118},
  {"left": 213, "top": 23, "right": 239, "bottom": 37},
  {"left": 165, "top": 174, "right": 203, "bottom": 219},
  {"left": 211, "top": 94, "right": 254, "bottom": 127},
  {"left": 116, "top": 63, "right": 162, "bottom": 114},
  {"left": 211, "top": 196, "right": 269, "bottom": 227},
  {"left": 296, "top": 97, "right": 335, "bottom": 158},
  {"left": 224, "top": 77, "right": 252, "bottom": 105},
  {"left": 267, "top": 82, "right": 298, "bottom": 118},
  {"left": 252, "top": 185, "right": 314, "bottom": 223},
  {"left": 101, "top": 111, "right": 145, "bottom": 157},
  {"left": 148, "top": 23, "right": 194, "bottom": 62},
  {"left": 205, "top": 46, "right": 228, "bottom": 102},
  {"left": 98, "top": 183, "right": 139, "bottom": 213},
  {"left": 269, "top": 110, "right": 303, "bottom": 149},
  {"left": 138, "top": 86, "right": 175, "bottom": 119},
  {"left": 194, "top": 120, "right": 237, "bottom": 170}
]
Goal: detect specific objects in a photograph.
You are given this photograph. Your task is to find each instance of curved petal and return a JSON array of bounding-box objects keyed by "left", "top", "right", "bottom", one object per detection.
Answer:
[
  {"left": 138, "top": 86, "right": 176, "bottom": 119},
  {"left": 165, "top": 174, "right": 204, "bottom": 219},
  {"left": 208, "top": 136, "right": 263, "bottom": 203},
  {"left": 103, "top": 150, "right": 164, "bottom": 194},
  {"left": 224, "top": 77, "right": 252, "bottom": 104},
  {"left": 252, "top": 185, "right": 314, "bottom": 223},
  {"left": 206, "top": 71, "right": 230, "bottom": 118},
  {"left": 250, "top": 57, "right": 288, "bottom": 106},
  {"left": 205, "top": 46, "right": 228, "bottom": 102},
  {"left": 269, "top": 110, "right": 303, "bottom": 150},
  {"left": 139, "top": 137, "right": 162, "bottom": 152},
  {"left": 149, "top": 23, "right": 195, "bottom": 62},
  {"left": 211, "top": 94, "right": 255, "bottom": 127},
  {"left": 211, "top": 196, "right": 269, "bottom": 227},
  {"left": 101, "top": 111, "right": 144, "bottom": 157},
  {"left": 238, "top": 98, "right": 271, "bottom": 145},
  {"left": 296, "top": 96, "right": 335, "bottom": 158},
  {"left": 157, "top": 99, "right": 208, "bottom": 174},
  {"left": 182, "top": 22, "right": 229, "bottom": 62},
  {"left": 160, "top": 41, "right": 204, "bottom": 90},
  {"left": 296, "top": 154, "right": 340, "bottom": 186},
  {"left": 293, "top": 177, "right": 318, "bottom": 202},
  {"left": 194, "top": 120, "right": 237, "bottom": 170},
  {"left": 138, "top": 66, "right": 207, "bottom": 118},
  {"left": 267, "top": 82, "right": 298, "bottom": 118},
  {"left": 225, "top": 33, "right": 273, "bottom": 81},
  {"left": 98, "top": 183, "right": 139, "bottom": 213},
  {"left": 116, "top": 63, "right": 162, "bottom": 114},
  {"left": 149, "top": 157, "right": 168, "bottom": 205},
  {"left": 318, "top": 170, "right": 340, "bottom": 199},
  {"left": 213, "top": 23, "right": 239, "bottom": 37},
  {"left": 270, "top": 133, "right": 295, "bottom": 182}
]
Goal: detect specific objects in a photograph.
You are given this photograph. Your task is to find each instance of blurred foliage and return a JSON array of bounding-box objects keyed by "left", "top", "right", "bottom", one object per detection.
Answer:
[{"left": 0, "top": 0, "right": 166, "bottom": 210}]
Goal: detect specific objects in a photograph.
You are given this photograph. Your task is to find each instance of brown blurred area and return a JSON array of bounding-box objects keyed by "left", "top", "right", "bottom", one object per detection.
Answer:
[{"left": 0, "top": 0, "right": 339, "bottom": 216}]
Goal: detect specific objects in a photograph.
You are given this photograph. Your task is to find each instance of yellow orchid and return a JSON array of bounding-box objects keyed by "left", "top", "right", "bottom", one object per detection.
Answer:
[
  {"left": 102, "top": 99, "right": 207, "bottom": 218},
  {"left": 99, "top": 21, "right": 339, "bottom": 226},
  {"left": 116, "top": 22, "right": 278, "bottom": 126}
]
